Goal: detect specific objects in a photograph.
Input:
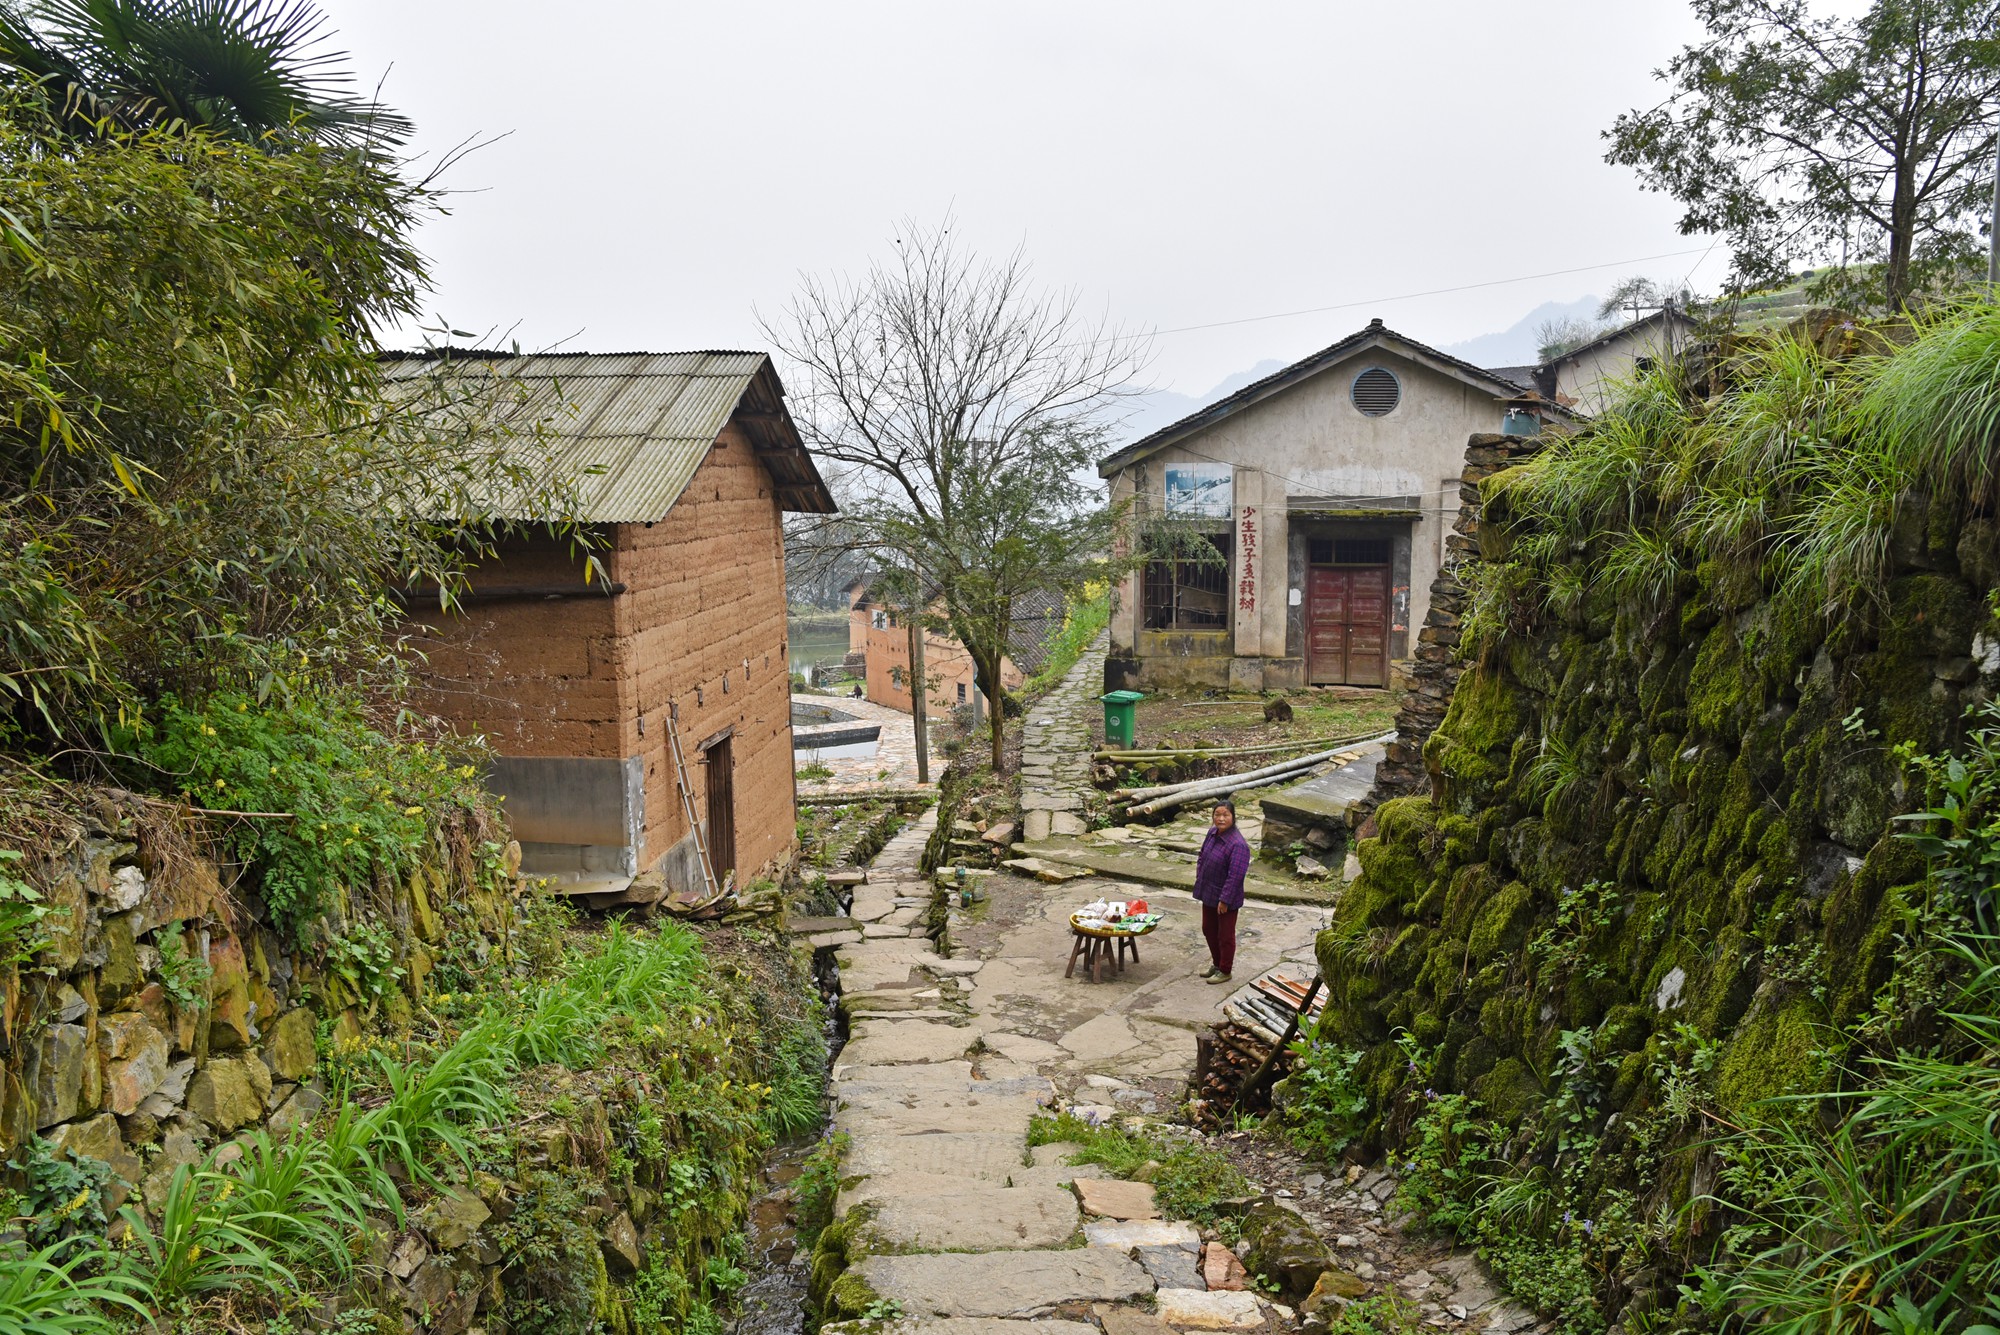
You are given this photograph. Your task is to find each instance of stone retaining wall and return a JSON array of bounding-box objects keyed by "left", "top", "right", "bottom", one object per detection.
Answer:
[
  {"left": 1357, "top": 431, "right": 1548, "bottom": 827},
  {"left": 2, "top": 794, "right": 510, "bottom": 1253}
]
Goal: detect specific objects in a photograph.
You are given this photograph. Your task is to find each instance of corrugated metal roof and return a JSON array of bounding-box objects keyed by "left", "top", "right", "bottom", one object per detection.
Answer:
[{"left": 378, "top": 350, "right": 835, "bottom": 521}]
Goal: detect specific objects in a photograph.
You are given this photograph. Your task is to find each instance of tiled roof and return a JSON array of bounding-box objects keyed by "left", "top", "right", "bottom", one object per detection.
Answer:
[{"left": 1098, "top": 319, "right": 1551, "bottom": 476}]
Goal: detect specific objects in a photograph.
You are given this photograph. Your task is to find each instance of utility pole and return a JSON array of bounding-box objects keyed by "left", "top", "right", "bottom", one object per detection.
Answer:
[
  {"left": 1989, "top": 135, "right": 2000, "bottom": 285},
  {"left": 906, "top": 572, "right": 930, "bottom": 785}
]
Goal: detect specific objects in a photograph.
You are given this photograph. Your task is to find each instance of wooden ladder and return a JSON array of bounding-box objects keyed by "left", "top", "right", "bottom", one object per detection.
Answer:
[{"left": 666, "top": 709, "right": 723, "bottom": 900}]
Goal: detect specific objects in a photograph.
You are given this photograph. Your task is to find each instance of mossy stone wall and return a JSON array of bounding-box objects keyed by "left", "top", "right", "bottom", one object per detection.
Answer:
[{"left": 1317, "top": 493, "right": 2000, "bottom": 1269}]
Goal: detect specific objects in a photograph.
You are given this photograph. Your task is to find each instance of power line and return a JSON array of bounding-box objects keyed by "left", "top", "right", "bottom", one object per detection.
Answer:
[{"left": 1107, "top": 245, "right": 1717, "bottom": 344}]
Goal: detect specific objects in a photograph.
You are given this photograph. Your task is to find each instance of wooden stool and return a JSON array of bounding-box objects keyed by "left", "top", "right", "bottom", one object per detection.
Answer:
[{"left": 1065, "top": 924, "right": 1148, "bottom": 982}]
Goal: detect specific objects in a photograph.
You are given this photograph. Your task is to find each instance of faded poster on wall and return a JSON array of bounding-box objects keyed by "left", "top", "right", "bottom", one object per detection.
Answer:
[{"left": 1163, "top": 463, "right": 1232, "bottom": 518}]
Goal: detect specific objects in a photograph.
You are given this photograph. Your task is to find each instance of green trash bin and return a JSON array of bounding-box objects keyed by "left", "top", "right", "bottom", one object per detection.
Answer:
[{"left": 1100, "top": 690, "right": 1145, "bottom": 750}]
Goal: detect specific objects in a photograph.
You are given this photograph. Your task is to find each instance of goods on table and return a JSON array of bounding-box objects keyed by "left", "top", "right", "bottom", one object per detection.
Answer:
[{"left": 1073, "top": 898, "right": 1163, "bottom": 935}]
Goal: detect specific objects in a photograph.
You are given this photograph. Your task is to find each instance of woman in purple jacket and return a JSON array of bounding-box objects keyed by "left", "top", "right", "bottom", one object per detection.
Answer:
[{"left": 1193, "top": 799, "right": 1250, "bottom": 983}]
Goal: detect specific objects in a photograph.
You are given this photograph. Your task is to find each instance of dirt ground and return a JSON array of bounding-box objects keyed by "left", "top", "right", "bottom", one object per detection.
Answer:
[{"left": 1103, "top": 687, "right": 1403, "bottom": 754}]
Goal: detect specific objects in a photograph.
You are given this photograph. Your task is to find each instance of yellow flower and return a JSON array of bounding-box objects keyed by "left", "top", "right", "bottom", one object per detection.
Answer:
[
  {"left": 213, "top": 779, "right": 226, "bottom": 790},
  {"left": 188, "top": 1245, "right": 202, "bottom": 1262},
  {"left": 236, "top": 701, "right": 248, "bottom": 712},
  {"left": 404, "top": 806, "right": 423, "bottom": 817}
]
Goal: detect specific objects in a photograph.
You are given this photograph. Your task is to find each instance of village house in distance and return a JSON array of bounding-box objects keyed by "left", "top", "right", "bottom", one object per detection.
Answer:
[
  {"left": 842, "top": 581, "right": 1065, "bottom": 718},
  {"left": 1099, "top": 318, "right": 1560, "bottom": 693},
  {"left": 1492, "top": 306, "right": 1695, "bottom": 415},
  {"left": 382, "top": 350, "right": 835, "bottom": 901}
]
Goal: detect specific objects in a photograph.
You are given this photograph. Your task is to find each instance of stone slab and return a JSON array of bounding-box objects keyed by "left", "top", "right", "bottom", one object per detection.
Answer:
[
  {"left": 1076, "top": 1177, "right": 1159, "bottom": 1220},
  {"left": 1096, "top": 1311, "right": 1181, "bottom": 1335},
  {"left": 923, "top": 957, "right": 984, "bottom": 976},
  {"left": 825, "top": 1321, "right": 1098, "bottom": 1335},
  {"left": 1083, "top": 1219, "right": 1199, "bottom": 1251},
  {"left": 859, "top": 1185, "right": 1081, "bottom": 1252},
  {"left": 1256, "top": 754, "right": 1381, "bottom": 827},
  {"left": 834, "top": 1085, "right": 1045, "bottom": 1137},
  {"left": 1134, "top": 1245, "right": 1204, "bottom": 1290},
  {"left": 1000, "top": 856, "right": 1096, "bottom": 883},
  {"left": 855, "top": 1248, "right": 1153, "bottom": 1318},
  {"left": 1153, "top": 1289, "right": 1265, "bottom": 1329},
  {"left": 839, "top": 1020, "right": 977, "bottom": 1068},
  {"left": 808, "top": 931, "right": 865, "bottom": 949},
  {"left": 836, "top": 1061, "right": 976, "bottom": 1088},
  {"left": 981, "top": 1031, "right": 1069, "bottom": 1065},
  {"left": 1007, "top": 1161, "right": 1110, "bottom": 1190},
  {"left": 844, "top": 1132, "right": 1028, "bottom": 1185}
]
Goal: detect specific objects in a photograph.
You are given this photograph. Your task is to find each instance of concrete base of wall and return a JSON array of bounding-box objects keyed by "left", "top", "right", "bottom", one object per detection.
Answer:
[
  {"left": 652, "top": 828, "right": 707, "bottom": 898},
  {"left": 519, "top": 840, "right": 639, "bottom": 879}
]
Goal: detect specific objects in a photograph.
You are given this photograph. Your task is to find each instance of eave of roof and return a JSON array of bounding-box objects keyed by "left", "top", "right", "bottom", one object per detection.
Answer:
[
  {"left": 378, "top": 349, "right": 836, "bottom": 520},
  {"left": 1097, "top": 319, "right": 1542, "bottom": 477},
  {"left": 1550, "top": 307, "right": 1692, "bottom": 367}
]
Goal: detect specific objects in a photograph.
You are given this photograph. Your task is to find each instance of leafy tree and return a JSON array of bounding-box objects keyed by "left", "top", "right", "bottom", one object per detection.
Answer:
[
  {"left": 0, "top": 0, "right": 409, "bottom": 145},
  {"left": 1606, "top": 0, "right": 2000, "bottom": 311},
  {"left": 767, "top": 220, "right": 1144, "bottom": 772},
  {"left": 0, "top": 89, "right": 568, "bottom": 752}
]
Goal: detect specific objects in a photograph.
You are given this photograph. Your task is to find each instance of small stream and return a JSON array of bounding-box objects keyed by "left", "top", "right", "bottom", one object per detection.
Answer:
[
  {"left": 730, "top": 1135, "right": 819, "bottom": 1335},
  {"left": 731, "top": 938, "right": 848, "bottom": 1335}
]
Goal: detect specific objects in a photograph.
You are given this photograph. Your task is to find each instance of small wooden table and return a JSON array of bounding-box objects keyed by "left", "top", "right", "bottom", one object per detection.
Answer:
[{"left": 1065, "top": 914, "right": 1158, "bottom": 983}]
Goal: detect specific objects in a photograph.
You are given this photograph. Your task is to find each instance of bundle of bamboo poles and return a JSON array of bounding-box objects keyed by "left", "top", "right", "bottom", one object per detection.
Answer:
[{"left": 1112, "top": 730, "right": 1394, "bottom": 818}]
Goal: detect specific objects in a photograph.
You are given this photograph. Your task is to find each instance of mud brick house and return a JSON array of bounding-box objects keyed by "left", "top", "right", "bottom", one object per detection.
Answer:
[
  {"left": 1098, "top": 319, "right": 1561, "bottom": 693},
  {"left": 843, "top": 582, "right": 1065, "bottom": 717},
  {"left": 380, "top": 350, "right": 836, "bottom": 896}
]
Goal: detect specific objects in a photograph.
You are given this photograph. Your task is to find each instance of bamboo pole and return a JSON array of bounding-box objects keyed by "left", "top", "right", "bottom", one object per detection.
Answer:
[
  {"left": 1118, "top": 731, "right": 1394, "bottom": 805},
  {"left": 1123, "top": 752, "right": 1358, "bottom": 818},
  {"left": 1095, "top": 727, "right": 1392, "bottom": 763}
]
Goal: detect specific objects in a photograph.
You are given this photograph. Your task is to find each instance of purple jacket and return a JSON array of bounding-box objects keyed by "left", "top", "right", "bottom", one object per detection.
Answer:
[{"left": 1193, "top": 826, "right": 1250, "bottom": 909}]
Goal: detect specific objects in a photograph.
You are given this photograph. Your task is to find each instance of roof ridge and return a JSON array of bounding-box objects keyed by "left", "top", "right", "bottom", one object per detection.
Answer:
[{"left": 1098, "top": 319, "right": 1531, "bottom": 475}]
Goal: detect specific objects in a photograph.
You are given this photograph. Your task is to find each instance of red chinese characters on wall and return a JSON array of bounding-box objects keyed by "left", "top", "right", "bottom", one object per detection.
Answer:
[{"left": 1238, "top": 505, "right": 1258, "bottom": 613}]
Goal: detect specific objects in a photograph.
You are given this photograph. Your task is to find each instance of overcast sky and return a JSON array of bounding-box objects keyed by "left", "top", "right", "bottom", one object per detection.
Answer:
[{"left": 325, "top": 0, "right": 1721, "bottom": 397}]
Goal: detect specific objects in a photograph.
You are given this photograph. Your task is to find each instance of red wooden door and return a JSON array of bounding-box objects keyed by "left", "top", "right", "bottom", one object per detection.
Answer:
[{"left": 1308, "top": 567, "right": 1389, "bottom": 686}]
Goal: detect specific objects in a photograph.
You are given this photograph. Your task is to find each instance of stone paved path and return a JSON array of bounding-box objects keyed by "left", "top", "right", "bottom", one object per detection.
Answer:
[
  {"left": 794, "top": 692, "right": 935, "bottom": 794},
  {"left": 819, "top": 643, "right": 1531, "bottom": 1335}
]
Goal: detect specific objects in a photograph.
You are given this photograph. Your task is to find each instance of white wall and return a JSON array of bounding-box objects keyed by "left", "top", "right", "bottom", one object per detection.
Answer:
[{"left": 1108, "top": 343, "right": 1509, "bottom": 667}]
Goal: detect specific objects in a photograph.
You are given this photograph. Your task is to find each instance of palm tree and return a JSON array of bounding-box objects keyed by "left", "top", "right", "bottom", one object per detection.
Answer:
[{"left": 0, "top": 0, "right": 409, "bottom": 146}]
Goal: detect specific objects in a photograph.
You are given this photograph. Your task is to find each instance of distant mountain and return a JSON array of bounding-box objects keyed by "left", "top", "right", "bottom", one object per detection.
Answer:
[
  {"left": 1110, "top": 359, "right": 1287, "bottom": 446},
  {"left": 1442, "top": 295, "right": 1602, "bottom": 368}
]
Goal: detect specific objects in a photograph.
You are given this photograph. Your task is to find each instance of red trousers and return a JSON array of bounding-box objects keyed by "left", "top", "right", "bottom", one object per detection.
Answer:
[{"left": 1201, "top": 902, "right": 1237, "bottom": 975}]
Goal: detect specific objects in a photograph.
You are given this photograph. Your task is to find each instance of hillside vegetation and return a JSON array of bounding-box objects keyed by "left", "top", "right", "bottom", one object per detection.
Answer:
[{"left": 1299, "top": 305, "right": 2000, "bottom": 1333}]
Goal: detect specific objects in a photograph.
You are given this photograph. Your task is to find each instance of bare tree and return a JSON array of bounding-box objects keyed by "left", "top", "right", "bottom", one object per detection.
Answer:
[{"left": 764, "top": 220, "right": 1147, "bottom": 773}]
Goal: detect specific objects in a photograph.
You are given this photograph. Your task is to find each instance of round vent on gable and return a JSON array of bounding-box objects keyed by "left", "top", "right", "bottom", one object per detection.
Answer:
[{"left": 1351, "top": 366, "right": 1401, "bottom": 417}]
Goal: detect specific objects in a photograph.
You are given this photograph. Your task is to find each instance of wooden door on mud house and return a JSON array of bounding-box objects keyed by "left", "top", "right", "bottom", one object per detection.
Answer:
[
  {"left": 702, "top": 734, "right": 736, "bottom": 881},
  {"left": 1307, "top": 539, "right": 1391, "bottom": 687}
]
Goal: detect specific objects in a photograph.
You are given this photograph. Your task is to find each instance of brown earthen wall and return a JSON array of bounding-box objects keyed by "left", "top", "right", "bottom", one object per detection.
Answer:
[
  {"left": 402, "top": 531, "right": 625, "bottom": 757},
  {"left": 860, "top": 617, "right": 1022, "bottom": 715},
  {"left": 616, "top": 423, "right": 795, "bottom": 878}
]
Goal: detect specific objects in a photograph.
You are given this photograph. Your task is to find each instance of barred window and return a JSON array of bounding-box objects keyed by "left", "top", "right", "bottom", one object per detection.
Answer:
[{"left": 1142, "top": 533, "right": 1232, "bottom": 631}]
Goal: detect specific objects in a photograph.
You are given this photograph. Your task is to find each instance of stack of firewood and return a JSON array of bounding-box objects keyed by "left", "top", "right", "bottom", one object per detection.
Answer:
[{"left": 1191, "top": 1019, "right": 1284, "bottom": 1128}]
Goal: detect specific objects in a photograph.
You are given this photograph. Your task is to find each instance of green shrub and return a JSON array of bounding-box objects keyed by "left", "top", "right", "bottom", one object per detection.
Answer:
[
  {"left": 122, "top": 689, "right": 487, "bottom": 942},
  {"left": 794, "top": 1132, "right": 849, "bottom": 1247},
  {"left": 0, "top": 1240, "right": 143, "bottom": 1335},
  {"left": 0, "top": 849, "right": 48, "bottom": 966},
  {"left": 1277, "top": 1038, "right": 1369, "bottom": 1160},
  {"left": 1026, "top": 1113, "right": 1249, "bottom": 1223}
]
